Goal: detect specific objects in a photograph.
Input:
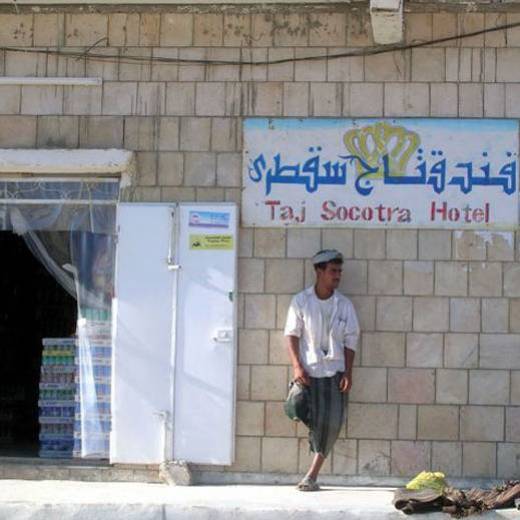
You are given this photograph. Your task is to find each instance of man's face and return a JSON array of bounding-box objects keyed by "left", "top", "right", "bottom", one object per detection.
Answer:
[{"left": 317, "top": 262, "right": 343, "bottom": 290}]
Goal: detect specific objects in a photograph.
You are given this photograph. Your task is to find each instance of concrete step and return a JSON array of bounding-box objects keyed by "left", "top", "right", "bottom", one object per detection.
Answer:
[
  {"left": 0, "top": 480, "right": 518, "bottom": 520},
  {"left": 0, "top": 457, "right": 161, "bottom": 483}
]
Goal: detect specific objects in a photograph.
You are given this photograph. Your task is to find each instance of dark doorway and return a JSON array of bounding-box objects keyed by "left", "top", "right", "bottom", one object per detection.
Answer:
[{"left": 0, "top": 232, "right": 76, "bottom": 457}]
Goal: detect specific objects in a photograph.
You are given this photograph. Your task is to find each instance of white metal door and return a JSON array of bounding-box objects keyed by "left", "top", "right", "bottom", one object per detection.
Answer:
[
  {"left": 110, "top": 203, "right": 176, "bottom": 464},
  {"left": 173, "top": 203, "right": 238, "bottom": 465}
]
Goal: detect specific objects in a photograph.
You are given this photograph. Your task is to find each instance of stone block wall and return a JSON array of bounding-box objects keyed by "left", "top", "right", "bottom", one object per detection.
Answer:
[
  {"left": 236, "top": 228, "right": 520, "bottom": 479},
  {"left": 1, "top": 5, "right": 520, "bottom": 480}
]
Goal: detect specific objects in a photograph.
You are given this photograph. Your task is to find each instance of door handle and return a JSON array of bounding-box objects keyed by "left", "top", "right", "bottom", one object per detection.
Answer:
[
  {"left": 167, "top": 260, "right": 181, "bottom": 271},
  {"left": 213, "top": 329, "right": 233, "bottom": 343}
]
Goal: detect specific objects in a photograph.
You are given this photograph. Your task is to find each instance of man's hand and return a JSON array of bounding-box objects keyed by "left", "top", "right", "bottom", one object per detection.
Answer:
[
  {"left": 339, "top": 372, "right": 352, "bottom": 393},
  {"left": 294, "top": 364, "right": 310, "bottom": 387}
]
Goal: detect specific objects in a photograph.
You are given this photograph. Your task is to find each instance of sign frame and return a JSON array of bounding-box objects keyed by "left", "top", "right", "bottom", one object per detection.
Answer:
[{"left": 242, "top": 118, "right": 519, "bottom": 230}]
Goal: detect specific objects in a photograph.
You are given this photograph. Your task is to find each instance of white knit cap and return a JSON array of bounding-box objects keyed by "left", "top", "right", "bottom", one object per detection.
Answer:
[{"left": 312, "top": 249, "right": 343, "bottom": 265}]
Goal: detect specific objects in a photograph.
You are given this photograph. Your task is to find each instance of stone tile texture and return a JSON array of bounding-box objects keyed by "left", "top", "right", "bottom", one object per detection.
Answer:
[{"left": 2, "top": 8, "right": 520, "bottom": 483}]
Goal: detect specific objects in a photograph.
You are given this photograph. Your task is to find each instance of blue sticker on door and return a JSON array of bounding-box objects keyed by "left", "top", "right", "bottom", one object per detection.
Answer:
[{"left": 188, "top": 210, "right": 230, "bottom": 229}]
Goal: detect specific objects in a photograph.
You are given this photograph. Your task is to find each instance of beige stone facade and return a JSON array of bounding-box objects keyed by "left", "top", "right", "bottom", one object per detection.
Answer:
[{"left": 1, "top": 5, "right": 520, "bottom": 480}]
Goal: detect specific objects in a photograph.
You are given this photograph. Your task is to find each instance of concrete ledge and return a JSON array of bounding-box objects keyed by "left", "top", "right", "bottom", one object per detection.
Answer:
[
  {"left": 1, "top": 2, "right": 520, "bottom": 12},
  {"left": 0, "top": 459, "right": 509, "bottom": 489},
  {"left": 0, "top": 458, "right": 161, "bottom": 483},
  {"left": 0, "top": 480, "right": 518, "bottom": 520}
]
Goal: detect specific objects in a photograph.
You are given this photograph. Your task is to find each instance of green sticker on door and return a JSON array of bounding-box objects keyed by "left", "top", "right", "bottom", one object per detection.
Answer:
[{"left": 189, "top": 234, "right": 234, "bottom": 250}]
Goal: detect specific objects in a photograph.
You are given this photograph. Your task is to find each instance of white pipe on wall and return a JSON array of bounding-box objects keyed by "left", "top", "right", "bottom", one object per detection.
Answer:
[{"left": 0, "top": 77, "right": 102, "bottom": 86}]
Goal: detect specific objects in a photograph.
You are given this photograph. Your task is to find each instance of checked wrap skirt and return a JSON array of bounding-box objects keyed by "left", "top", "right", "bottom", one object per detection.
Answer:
[{"left": 308, "top": 372, "right": 347, "bottom": 457}]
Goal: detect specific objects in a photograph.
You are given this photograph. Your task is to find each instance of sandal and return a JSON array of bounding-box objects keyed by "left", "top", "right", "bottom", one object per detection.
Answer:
[{"left": 297, "top": 475, "right": 320, "bottom": 492}]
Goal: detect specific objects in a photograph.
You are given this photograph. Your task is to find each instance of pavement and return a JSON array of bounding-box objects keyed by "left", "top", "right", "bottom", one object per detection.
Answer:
[{"left": 0, "top": 480, "right": 519, "bottom": 520}]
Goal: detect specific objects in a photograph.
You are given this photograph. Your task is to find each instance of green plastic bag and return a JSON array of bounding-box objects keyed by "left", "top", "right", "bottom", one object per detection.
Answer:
[
  {"left": 283, "top": 380, "right": 310, "bottom": 427},
  {"left": 405, "top": 471, "right": 447, "bottom": 493}
]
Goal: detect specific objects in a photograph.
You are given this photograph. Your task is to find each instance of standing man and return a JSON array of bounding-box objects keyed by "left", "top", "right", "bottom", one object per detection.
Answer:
[{"left": 285, "top": 249, "right": 360, "bottom": 491}]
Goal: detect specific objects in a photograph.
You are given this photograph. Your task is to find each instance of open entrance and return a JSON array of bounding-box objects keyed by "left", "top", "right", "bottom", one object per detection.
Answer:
[
  {"left": 0, "top": 232, "right": 77, "bottom": 457},
  {"left": 0, "top": 177, "right": 119, "bottom": 460}
]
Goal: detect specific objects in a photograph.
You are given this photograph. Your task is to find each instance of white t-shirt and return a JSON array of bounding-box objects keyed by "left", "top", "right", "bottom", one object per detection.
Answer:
[{"left": 317, "top": 296, "right": 334, "bottom": 353}]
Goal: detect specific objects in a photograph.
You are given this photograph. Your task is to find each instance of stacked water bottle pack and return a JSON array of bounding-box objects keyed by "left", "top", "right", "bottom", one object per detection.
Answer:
[
  {"left": 73, "top": 308, "right": 112, "bottom": 459},
  {"left": 38, "top": 338, "right": 77, "bottom": 458}
]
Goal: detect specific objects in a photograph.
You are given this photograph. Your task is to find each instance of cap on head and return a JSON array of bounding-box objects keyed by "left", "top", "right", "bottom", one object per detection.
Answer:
[{"left": 312, "top": 249, "right": 343, "bottom": 265}]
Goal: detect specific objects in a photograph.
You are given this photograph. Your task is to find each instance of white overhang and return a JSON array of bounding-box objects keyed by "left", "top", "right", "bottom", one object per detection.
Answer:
[
  {"left": 0, "top": 149, "right": 135, "bottom": 186},
  {"left": 0, "top": 149, "right": 133, "bottom": 174}
]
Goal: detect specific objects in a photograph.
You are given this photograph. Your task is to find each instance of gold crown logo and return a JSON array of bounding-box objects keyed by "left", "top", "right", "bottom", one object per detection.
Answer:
[{"left": 343, "top": 122, "right": 420, "bottom": 178}]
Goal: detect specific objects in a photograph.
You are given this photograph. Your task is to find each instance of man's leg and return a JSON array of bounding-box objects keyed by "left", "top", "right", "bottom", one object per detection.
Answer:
[
  {"left": 297, "top": 452, "right": 324, "bottom": 491},
  {"left": 306, "top": 452, "right": 325, "bottom": 480}
]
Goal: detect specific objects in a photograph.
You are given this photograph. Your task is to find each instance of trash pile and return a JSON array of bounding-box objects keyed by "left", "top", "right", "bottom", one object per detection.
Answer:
[{"left": 393, "top": 471, "right": 520, "bottom": 517}]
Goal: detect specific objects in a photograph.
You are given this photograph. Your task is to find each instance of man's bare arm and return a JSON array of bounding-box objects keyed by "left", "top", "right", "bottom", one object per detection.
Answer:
[
  {"left": 345, "top": 348, "right": 355, "bottom": 375},
  {"left": 339, "top": 348, "right": 355, "bottom": 393},
  {"left": 286, "top": 335, "right": 310, "bottom": 386}
]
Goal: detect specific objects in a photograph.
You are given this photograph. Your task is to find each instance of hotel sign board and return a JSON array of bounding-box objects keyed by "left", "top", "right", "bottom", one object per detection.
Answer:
[{"left": 242, "top": 118, "right": 519, "bottom": 229}]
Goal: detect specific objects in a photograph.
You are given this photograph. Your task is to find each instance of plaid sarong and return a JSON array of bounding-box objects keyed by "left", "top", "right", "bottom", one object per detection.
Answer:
[{"left": 308, "top": 372, "right": 346, "bottom": 457}]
